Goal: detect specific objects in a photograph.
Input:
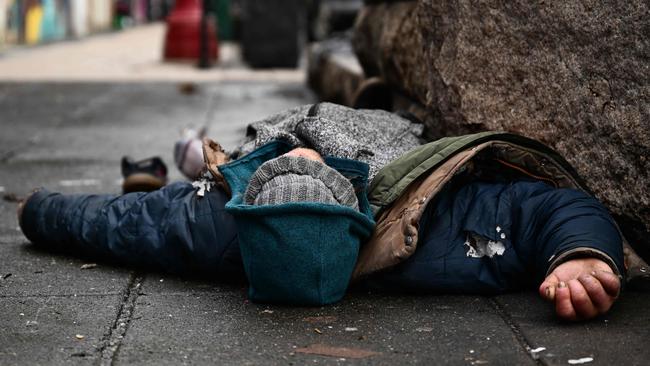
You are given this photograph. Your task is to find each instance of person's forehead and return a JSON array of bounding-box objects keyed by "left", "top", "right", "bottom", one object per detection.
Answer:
[{"left": 282, "top": 148, "right": 323, "bottom": 162}]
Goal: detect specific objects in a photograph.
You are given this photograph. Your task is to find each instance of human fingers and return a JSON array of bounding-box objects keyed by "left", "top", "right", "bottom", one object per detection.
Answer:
[
  {"left": 539, "top": 274, "right": 559, "bottom": 301},
  {"left": 577, "top": 274, "right": 613, "bottom": 314},
  {"left": 590, "top": 270, "right": 621, "bottom": 298},
  {"left": 568, "top": 279, "right": 598, "bottom": 320},
  {"left": 554, "top": 281, "right": 577, "bottom": 321}
]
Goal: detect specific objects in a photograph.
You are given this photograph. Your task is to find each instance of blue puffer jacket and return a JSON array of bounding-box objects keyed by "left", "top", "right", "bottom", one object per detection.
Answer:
[
  {"left": 354, "top": 132, "right": 624, "bottom": 294},
  {"left": 367, "top": 180, "right": 623, "bottom": 294}
]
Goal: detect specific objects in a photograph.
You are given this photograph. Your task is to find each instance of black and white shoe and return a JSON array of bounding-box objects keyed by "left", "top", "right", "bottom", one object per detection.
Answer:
[{"left": 121, "top": 156, "right": 168, "bottom": 193}]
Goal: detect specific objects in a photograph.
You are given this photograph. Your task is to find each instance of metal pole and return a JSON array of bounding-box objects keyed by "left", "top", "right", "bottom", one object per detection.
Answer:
[{"left": 198, "top": 0, "right": 211, "bottom": 69}]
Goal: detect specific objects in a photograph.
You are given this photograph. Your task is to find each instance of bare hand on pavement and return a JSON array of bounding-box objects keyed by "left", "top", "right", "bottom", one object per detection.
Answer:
[{"left": 539, "top": 258, "right": 620, "bottom": 321}]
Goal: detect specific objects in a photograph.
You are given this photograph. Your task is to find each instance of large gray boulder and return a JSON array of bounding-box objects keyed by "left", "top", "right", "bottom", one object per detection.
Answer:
[{"left": 353, "top": 0, "right": 650, "bottom": 254}]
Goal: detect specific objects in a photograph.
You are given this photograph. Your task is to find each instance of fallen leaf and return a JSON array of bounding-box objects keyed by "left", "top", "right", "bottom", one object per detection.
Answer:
[
  {"left": 314, "top": 328, "right": 322, "bottom": 334},
  {"left": 302, "top": 316, "right": 338, "bottom": 324},
  {"left": 178, "top": 82, "right": 198, "bottom": 95},
  {"left": 2, "top": 193, "right": 20, "bottom": 202},
  {"left": 1, "top": 273, "right": 11, "bottom": 280},
  {"left": 295, "top": 344, "right": 380, "bottom": 359},
  {"left": 75, "top": 334, "right": 85, "bottom": 340},
  {"left": 80, "top": 264, "right": 97, "bottom": 270}
]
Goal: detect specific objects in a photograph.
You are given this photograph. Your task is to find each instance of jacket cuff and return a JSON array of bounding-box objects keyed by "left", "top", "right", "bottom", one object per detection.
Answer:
[
  {"left": 546, "top": 247, "right": 623, "bottom": 280},
  {"left": 19, "top": 189, "right": 51, "bottom": 244}
]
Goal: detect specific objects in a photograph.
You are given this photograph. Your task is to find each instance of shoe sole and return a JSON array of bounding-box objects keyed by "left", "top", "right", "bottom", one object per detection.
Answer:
[{"left": 122, "top": 174, "right": 166, "bottom": 193}]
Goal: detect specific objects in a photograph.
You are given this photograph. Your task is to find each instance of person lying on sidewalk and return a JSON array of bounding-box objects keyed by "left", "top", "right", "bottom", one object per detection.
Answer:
[{"left": 16, "top": 103, "right": 634, "bottom": 321}]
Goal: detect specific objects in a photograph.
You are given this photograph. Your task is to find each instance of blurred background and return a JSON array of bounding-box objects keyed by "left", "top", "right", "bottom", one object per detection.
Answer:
[
  {"left": 0, "top": 0, "right": 363, "bottom": 78},
  {"left": 0, "top": 0, "right": 369, "bottom": 188}
]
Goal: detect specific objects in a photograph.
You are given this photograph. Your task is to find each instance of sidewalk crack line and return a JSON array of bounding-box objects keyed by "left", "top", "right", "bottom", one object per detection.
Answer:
[
  {"left": 96, "top": 271, "right": 145, "bottom": 366},
  {"left": 487, "top": 297, "right": 545, "bottom": 365}
]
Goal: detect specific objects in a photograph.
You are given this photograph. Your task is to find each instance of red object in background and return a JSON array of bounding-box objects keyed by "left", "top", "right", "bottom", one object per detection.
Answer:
[{"left": 163, "top": 0, "right": 219, "bottom": 62}]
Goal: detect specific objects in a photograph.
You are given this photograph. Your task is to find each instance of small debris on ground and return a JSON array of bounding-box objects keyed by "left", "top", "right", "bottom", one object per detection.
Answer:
[
  {"left": 568, "top": 357, "right": 594, "bottom": 364},
  {"left": 295, "top": 344, "right": 380, "bottom": 359},
  {"left": 260, "top": 309, "right": 274, "bottom": 314},
  {"left": 1, "top": 273, "right": 12, "bottom": 280},
  {"left": 2, "top": 193, "right": 20, "bottom": 202},
  {"left": 26, "top": 320, "right": 38, "bottom": 327},
  {"left": 75, "top": 334, "right": 85, "bottom": 340},
  {"left": 178, "top": 82, "right": 198, "bottom": 95},
  {"left": 345, "top": 327, "right": 358, "bottom": 332},
  {"left": 530, "top": 346, "right": 547, "bottom": 359},
  {"left": 466, "top": 357, "right": 489, "bottom": 364},
  {"left": 314, "top": 328, "right": 323, "bottom": 334},
  {"left": 80, "top": 263, "right": 97, "bottom": 270},
  {"left": 415, "top": 327, "right": 433, "bottom": 332}
]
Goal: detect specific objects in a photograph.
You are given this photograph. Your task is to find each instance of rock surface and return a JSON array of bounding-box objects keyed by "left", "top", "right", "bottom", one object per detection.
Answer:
[
  {"left": 353, "top": 0, "right": 650, "bottom": 253},
  {"left": 307, "top": 37, "right": 365, "bottom": 106}
]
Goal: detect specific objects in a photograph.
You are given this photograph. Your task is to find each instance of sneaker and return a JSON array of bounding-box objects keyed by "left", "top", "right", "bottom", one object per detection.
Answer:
[
  {"left": 174, "top": 127, "right": 207, "bottom": 180},
  {"left": 121, "top": 156, "right": 168, "bottom": 193}
]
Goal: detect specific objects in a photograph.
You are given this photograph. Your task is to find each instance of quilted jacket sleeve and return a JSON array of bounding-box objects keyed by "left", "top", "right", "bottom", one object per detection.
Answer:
[
  {"left": 19, "top": 183, "right": 242, "bottom": 278},
  {"left": 511, "top": 184, "right": 624, "bottom": 283},
  {"left": 366, "top": 180, "right": 624, "bottom": 294}
]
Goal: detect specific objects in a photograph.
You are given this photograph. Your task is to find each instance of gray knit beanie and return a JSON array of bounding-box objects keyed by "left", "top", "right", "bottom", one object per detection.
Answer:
[{"left": 244, "top": 155, "right": 359, "bottom": 210}]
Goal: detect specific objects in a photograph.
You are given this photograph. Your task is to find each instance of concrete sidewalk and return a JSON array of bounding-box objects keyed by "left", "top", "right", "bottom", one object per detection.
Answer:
[
  {"left": 0, "top": 23, "right": 304, "bottom": 83},
  {"left": 1, "top": 25, "right": 649, "bottom": 366}
]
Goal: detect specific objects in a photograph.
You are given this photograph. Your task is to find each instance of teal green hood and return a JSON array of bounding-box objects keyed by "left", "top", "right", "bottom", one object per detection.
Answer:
[{"left": 220, "top": 141, "right": 375, "bottom": 305}]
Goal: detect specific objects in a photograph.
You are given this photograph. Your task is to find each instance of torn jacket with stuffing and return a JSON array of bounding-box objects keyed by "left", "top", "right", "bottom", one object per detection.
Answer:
[{"left": 354, "top": 132, "right": 624, "bottom": 293}]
